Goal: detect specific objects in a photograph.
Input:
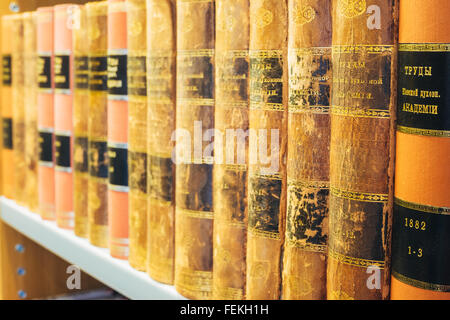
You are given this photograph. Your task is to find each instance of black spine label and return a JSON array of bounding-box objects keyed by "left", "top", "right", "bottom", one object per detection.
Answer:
[
  {"left": 74, "top": 136, "right": 88, "bottom": 173},
  {"left": 148, "top": 155, "right": 173, "bottom": 202},
  {"left": 108, "top": 146, "right": 128, "bottom": 188},
  {"left": 392, "top": 198, "right": 450, "bottom": 292},
  {"left": 75, "top": 56, "right": 89, "bottom": 90},
  {"left": 398, "top": 48, "right": 450, "bottom": 134},
  {"left": 128, "top": 56, "right": 147, "bottom": 97},
  {"left": 89, "top": 140, "right": 108, "bottom": 179},
  {"left": 129, "top": 151, "right": 147, "bottom": 193},
  {"left": 38, "top": 55, "right": 52, "bottom": 89},
  {"left": 39, "top": 131, "right": 53, "bottom": 165},
  {"left": 89, "top": 56, "right": 108, "bottom": 92},
  {"left": 2, "top": 54, "right": 12, "bottom": 86},
  {"left": 2, "top": 117, "right": 13, "bottom": 149},
  {"left": 55, "top": 134, "right": 71, "bottom": 170},
  {"left": 108, "top": 54, "right": 128, "bottom": 97},
  {"left": 177, "top": 53, "right": 214, "bottom": 100},
  {"left": 54, "top": 55, "right": 70, "bottom": 90}
]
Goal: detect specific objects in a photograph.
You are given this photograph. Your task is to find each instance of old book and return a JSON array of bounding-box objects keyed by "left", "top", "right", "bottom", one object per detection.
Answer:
[
  {"left": 327, "top": 0, "right": 397, "bottom": 300},
  {"left": 12, "top": 14, "right": 26, "bottom": 206},
  {"left": 37, "top": 7, "right": 55, "bottom": 220},
  {"left": 127, "top": 0, "right": 147, "bottom": 271},
  {"left": 175, "top": 0, "right": 215, "bottom": 299},
  {"left": 246, "top": 0, "right": 288, "bottom": 300},
  {"left": 282, "top": 0, "right": 331, "bottom": 300},
  {"left": 54, "top": 4, "right": 76, "bottom": 229},
  {"left": 73, "top": 5, "right": 89, "bottom": 238},
  {"left": 146, "top": 0, "right": 176, "bottom": 284},
  {"left": 108, "top": 0, "right": 129, "bottom": 260},
  {"left": 87, "top": 1, "right": 109, "bottom": 248},
  {"left": 212, "top": 0, "right": 249, "bottom": 300},
  {"left": 24, "top": 12, "right": 39, "bottom": 213},
  {"left": 391, "top": 0, "right": 450, "bottom": 300},
  {"left": 1, "top": 15, "right": 14, "bottom": 200}
]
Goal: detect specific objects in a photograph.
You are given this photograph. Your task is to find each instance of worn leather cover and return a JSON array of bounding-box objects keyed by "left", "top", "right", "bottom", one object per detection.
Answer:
[
  {"left": 107, "top": 0, "right": 129, "bottom": 260},
  {"left": 246, "top": 0, "right": 288, "bottom": 300},
  {"left": 391, "top": 0, "right": 450, "bottom": 300},
  {"left": 87, "top": 1, "right": 109, "bottom": 248},
  {"left": 327, "top": 0, "right": 397, "bottom": 300},
  {"left": 282, "top": 0, "right": 331, "bottom": 300},
  {"left": 175, "top": 0, "right": 215, "bottom": 300},
  {"left": 37, "top": 7, "right": 55, "bottom": 220},
  {"left": 212, "top": 0, "right": 249, "bottom": 300},
  {"left": 73, "top": 5, "right": 89, "bottom": 238},
  {"left": 146, "top": 0, "right": 176, "bottom": 285},
  {"left": 127, "top": 0, "right": 148, "bottom": 271}
]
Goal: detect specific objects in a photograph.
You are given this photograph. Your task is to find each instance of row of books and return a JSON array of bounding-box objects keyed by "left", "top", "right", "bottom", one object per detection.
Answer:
[{"left": 0, "top": 0, "right": 448, "bottom": 300}]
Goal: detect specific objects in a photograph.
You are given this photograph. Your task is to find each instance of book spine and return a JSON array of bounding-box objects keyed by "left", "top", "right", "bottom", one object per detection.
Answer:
[
  {"left": 24, "top": 12, "right": 39, "bottom": 213},
  {"left": 391, "top": 0, "right": 450, "bottom": 300},
  {"left": 73, "top": 5, "right": 89, "bottom": 238},
  {"left": 2, "top": 16, "right": 14, "bottom": 200},
  {"left": 87, "top": 1, "right": 109, "bottom": 248},
  {"left": 146, "top": 0, "right": 176, "bottom": 285},
  {"left": 246, "top": 0, "right": 288, "bottom": 300},
  {"left": 327, "top": 0, "right": 397, "bottom": 300},
  {"left": 108, "top": 0, "right": 129, "bottom": 260},
  {"left": 213, "top": 0, "right": 249, "bottom": 300},
  {"left": 127, "top": 0, "right": 148, "bottom": 271},
  {"left": 282, "top": 0, "right": 331, "bottom": 300},
  {"left": 37, "top": 7, "right": 55, "bottom": 220},
  {"left": 175, "top": 0, "right": 215, "bottom": 300},
  {"left": 12, "top": 14, "right": 26, "bottom": 206},
  {"left": 54, "top": 4, "right": 76, "bottom": 229}
]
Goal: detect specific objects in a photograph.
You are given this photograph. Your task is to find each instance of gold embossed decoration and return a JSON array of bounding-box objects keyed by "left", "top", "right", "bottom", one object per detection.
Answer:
[
  {"left": 338, "top": 0, "right": 366, "bottom": 18},
  {"left": 294, "top": 5, "right": 316, "bottom": 25},
  {"left": 255, "top": 7, "right": 273, "bottom": 28}
]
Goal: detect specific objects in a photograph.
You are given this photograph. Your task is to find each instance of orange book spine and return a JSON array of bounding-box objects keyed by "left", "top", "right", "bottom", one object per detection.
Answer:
[
  {"left": 391, "top": 0, "right": 450, "bottom": 300},
  {"left": 107, "top": 0, "right": 129, "bottom": 260},
  {"left": 37, "top": 7, "right": 55, "bottom": 220},
  {"left": 54, "top": 4, "right": 77, "bottom": 229},
  {"left": 1, "top": 15, "right": 14, "bottom": 199}
]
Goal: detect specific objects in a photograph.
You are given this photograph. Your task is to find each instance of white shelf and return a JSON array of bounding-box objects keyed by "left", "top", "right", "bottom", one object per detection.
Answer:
[{"left": 0, "top": 197, "right": 184, "bottom": 300}]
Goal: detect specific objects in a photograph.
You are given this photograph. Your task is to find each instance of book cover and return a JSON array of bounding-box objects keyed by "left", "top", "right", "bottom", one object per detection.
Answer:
[
  {"left": 391, "top": 0, "right": 450, "bottom": 300},
  {"left": 1, "top": 15, "right": 15, "bottom": 200},
  {"left": 282, "top": 0, "right": 331, "bottom": 300},
  {"left": 12, "top": 14, "right": 26, "bottom": 206},
  {"left": 73, "top": 5, "right": 89, "bottom": 238},
  {"left": 37, "top": 7, "right": 55, "bottom": 220},
  {"left": 87, "top": 1, "right": 109, "bottom": 248},
  {"left": 175, "top": 0, "right": 215, "bottom": 299},
  {"left": 327, "top": 0, "right": 397, "bottom": 300},
  {"left": 54, "top": 4, "right": 76, "bottom": 229},
  {"left": 246, "top": 0, "right": 288, "bottom": 300},
  {"left": 108, "top": 0, "right": 129, "bottom": 260},
  {"left": 146, "top": 0, "right": 176, "bottom": 285},
  {"left": 24, "top": 12, "right": 39, "bottom": 213},
  {"left": 213, "top": 0, "right": 249, "bottom": 300},
  {"left": 127, "top": 0, "right": 148, "bottom": 271}
]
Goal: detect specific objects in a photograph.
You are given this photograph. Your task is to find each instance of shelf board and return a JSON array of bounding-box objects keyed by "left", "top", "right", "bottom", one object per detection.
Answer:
[{"left": 0, "top": 197, "right": 184, "bottom": 300}]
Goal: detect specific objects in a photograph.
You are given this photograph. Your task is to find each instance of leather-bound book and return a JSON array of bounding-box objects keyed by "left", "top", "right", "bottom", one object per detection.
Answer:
[
  {"left": 24, "top": 12, "right": 39, "bottom": 213},
  {"left": 37, "top": 7, "right": 55, "bottom": 220},
  {"left": 12, "top": 14, "right": 26, "bottom": 206},
  {"left": 146, "top": 0, "right": 176, "bottom": 285},
  {"left": 127, "top": 0, "right": 148, "bottom": 271},
  {"left": 108, "top": 0, "right": 129, "bottom": 260},
  {"left": 1, "top": 15, "right": 14, "bottom": 199},
  {"left": 246, "top": 0, "right": 288, "bottom": 300},
  {"left": 213, "top": 0, "right": 249, "bottom": 300},
  {"left": 54, "top": 4, "right": 76, "bottom": 229},
  {"left": 391, "top": 0, "right": 450, "bottom": 300},
  {"left": 73, "top": 5, "right": 89, "bottom": 238},
  {"left": 175, "top": 0, "right": 215, "bottom": 299},
  {"left": 282, "top": 0, "right": 331, "bottom": 300},
  {"left": 327, "top": 0, "right": 397, "bottom": 300},
  {"left": 87, "top": 1, "right": 109, "bottom": 248}
]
